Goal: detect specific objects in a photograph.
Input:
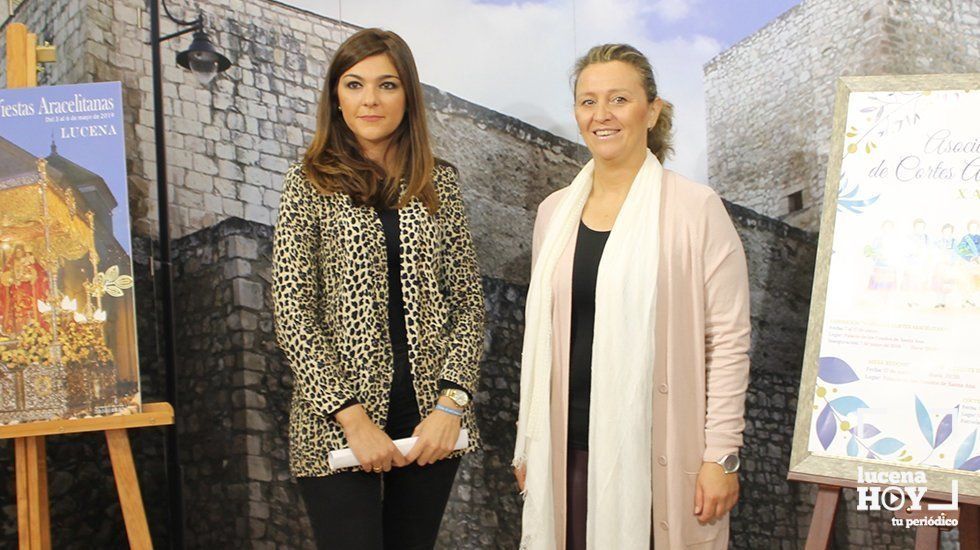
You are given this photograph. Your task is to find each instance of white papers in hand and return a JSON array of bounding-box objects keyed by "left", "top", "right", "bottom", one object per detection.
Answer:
[{"left": 328, "top": 429, "right": 469, "bottom": 470}]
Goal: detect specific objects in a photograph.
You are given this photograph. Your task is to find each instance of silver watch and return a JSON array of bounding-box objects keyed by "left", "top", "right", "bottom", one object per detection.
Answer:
[{"left": 716, "top": 454, "right": 740, "bottom": 474}]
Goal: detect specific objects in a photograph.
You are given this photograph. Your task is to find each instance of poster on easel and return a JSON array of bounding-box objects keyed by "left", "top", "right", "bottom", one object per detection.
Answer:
[
  {"left": 0, "top": 81, "right": 139, "bottom": 423},
  {"left": 789, "top": 74, "right": 980, "bottom": 501}
]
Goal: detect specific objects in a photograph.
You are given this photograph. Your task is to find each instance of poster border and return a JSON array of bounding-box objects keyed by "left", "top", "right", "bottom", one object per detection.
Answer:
[
  {"left": 788, "top": 73, "right": 980, "bottom": 504},
  {"left": 0, "top": 81, "right": 141, "bottom": 423}
]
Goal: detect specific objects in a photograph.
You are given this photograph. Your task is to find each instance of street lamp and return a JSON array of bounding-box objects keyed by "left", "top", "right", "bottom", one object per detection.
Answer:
[
  {"left": 176, "top": 30, "right": 232, "bottom": 86},
  {"left": 148, "top": 1, "right": 231, "bottom": 548}
]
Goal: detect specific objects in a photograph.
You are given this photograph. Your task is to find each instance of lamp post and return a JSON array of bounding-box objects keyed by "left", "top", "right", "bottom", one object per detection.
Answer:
[{"left": 148, "top": 1, "right": 230, "bottom": 547}]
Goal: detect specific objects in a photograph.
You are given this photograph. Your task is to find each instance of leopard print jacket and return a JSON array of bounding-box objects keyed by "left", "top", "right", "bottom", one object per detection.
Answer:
[{"left": 272, "top": 161, "right": 485, "bottom": 477}]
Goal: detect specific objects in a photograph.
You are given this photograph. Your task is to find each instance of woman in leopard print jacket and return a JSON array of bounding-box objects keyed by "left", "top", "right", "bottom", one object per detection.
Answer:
[{"left": 272, "top": 29, "right": 484, "bottom": 550}]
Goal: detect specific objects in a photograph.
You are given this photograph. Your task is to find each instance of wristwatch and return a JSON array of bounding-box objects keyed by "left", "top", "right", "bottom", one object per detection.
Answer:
[
  {"left": 440, "top": 388, "right": 470, "bottom": 408},
  {"left": 716, "top": 454, "right": 740, "bottom": 474}
]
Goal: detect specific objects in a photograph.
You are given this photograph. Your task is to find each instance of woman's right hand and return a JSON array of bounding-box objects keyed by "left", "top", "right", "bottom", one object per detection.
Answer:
[
  {"left": 514, "top": 464, "right": 527, "bottom": 492},
  {"left": 336, "top": 405, "right": 408, "bottom": 473}
]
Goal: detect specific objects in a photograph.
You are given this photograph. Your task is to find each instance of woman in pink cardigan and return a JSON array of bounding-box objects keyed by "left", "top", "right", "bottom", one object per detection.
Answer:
[{"left": 513, "top": 44, "right": 751, "bottom": 549}]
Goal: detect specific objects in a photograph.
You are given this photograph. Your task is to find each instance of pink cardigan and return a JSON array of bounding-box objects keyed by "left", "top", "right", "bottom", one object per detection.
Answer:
[{"left": 532, "top": 170, "right": 751, "bottom": 549}]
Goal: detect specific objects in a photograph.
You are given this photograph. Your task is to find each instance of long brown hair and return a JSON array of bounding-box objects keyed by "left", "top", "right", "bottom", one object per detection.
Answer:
[
  {"left": 572, "top": 44, "right": 675, "bottom": 163},
  {"left": 303, "top": 28, "right": 438, "bottom": 213}
]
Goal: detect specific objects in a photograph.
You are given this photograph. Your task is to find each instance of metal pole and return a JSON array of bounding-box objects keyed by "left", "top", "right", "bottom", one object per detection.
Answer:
[{"left": 149, "top": 0, "right": 184, "bottom": 547}]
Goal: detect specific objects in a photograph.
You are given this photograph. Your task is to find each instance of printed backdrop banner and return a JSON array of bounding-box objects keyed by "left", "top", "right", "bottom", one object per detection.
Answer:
[
  {"left": 790, "top": 74, "right": 980, "bottom": 501},
  {"left": 0, "top": 82, "right": 140, "bottom": 423}
]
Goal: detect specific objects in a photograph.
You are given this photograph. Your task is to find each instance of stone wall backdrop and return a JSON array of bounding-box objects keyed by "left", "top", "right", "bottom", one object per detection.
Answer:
[
  {"left": 705, "top": 0, "right": 980, "bottom": 231},
  {"left": 725, "top": 204, "right": 819, "bottom": 547},
  {"left": 0, "top": 0, "right": 966, "bottom": 548}
]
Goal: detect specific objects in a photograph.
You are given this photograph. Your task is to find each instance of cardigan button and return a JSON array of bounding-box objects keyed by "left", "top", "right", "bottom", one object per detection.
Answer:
[
  {"left": 659, "top": 521, "right": 669, "bottom": 530},
  {"left": 657, "top": 456, "right": 667, "bottom": 466},
  {"left": 658, "top": 383, "right": 668, "bottom": 394}
]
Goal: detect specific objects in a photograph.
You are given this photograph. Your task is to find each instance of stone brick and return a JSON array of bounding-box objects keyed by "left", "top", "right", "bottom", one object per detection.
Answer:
[
  {"left": 223, "top": 198, "right": 245, "bottom": 217},
  {"left": 218, "top": 160, "right": 244, "bottom": 180},
  {"left": 202, "top": 193, "right": 223, "bottom": 218},
  {"left": 239, "top": 184, "right": 263, "bottom": 205},
  {"left": 223, "top": 258, "right": 252, "bottom": 279},
  {"left": 235, "top": 409, "right": 271, "bottom": 432},
  {"left": 243, "top": 389, "right": 266, "bottom": 409},
  {"left": 240, "top": 351, "right": 267, "bottom": 372},
  {"left": 249, "top": 520, "right": 267, "bottom": 539},
  {"left": 216, "top": 143, "right": 236, "bottom": 161},
  {"left": 193, "top": 155, "right": 219, "bottom": 176},
  {"left": 227, "top": 112, "right": 246, "bottom": 131},
  {"left": 262, "top": 189, "right": 280, "bottom": 209},
  {"left": 244, "top": 204, "right": 272, "bottom": 225},
  {"left": 259, "top": 154, "right": 288, "bottom": 173},
  {"left": 227, "top": 235, "right": 260, "bottom": 260},
  {"left": 226, "top": 310, "right": 259, "bottom": 331},
  {"left": 247, "top": 501, "right": 271, "bottom": 522},
  {"left": 232, "top": 370, "right": 264, "bottom": 388},
  {"left": 183, "top": 172, "right": 214, "bottom": 193},
  {"left": 257, "top": 139, "right": 281, "bottom": 155},
  {"left": 232, "top": 279, "right": 264, "bottom": 311},
  {"left": 237, "top": 146, "right": 259, "bottom": 165}
]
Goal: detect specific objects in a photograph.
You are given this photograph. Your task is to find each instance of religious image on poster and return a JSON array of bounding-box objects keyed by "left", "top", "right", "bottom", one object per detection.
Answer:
[
  {"left": 806, "top": 84, "right": 980, "bottom": 475},
  {"left": 0, "top": 82, "right": 140, "bottom": 423}
]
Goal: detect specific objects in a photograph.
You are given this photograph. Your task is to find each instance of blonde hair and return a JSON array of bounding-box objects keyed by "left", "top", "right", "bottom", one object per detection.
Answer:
[{"left": 572, "top": 43, "right": 674, "bottom": 163}]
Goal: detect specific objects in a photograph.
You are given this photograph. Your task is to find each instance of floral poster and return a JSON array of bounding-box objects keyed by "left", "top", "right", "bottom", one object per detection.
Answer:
[
  {"left": 0, "top": 82, "right": 139, "bottom": 423},
  {"left": 806, "top": 87, "right": 980, "bottom": 476}
]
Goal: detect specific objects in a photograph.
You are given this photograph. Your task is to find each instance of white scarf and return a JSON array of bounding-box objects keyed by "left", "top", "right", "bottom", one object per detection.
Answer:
[{"left": 514, "top": 150, "right": 662, "bottom": 550}]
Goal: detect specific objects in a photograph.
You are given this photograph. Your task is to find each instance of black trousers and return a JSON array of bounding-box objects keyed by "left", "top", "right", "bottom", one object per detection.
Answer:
[
  {"left": 567, "top": 448, "right": 588, "bottom": 550},
  {"left": 565, "top": 450, "right": 654, "bottom": 550},
  {"left": 298, "top": 457, "right": 460, "bottom": 550},
  {"left": 299, "top": 344, "right": 459, "bottom": 550}
]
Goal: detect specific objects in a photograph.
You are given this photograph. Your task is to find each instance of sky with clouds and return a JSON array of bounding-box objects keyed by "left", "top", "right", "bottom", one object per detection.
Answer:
[{"left": 280, "top": 0, "right": 800, "bottom": 181}]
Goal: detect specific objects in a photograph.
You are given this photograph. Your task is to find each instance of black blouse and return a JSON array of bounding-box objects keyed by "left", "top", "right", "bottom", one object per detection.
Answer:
[
  {"left": 568, "top": 220, "right": 610, "bottom": 451},
  {"left": 378, "top": 207, "right": 419, "bottom": 437}
]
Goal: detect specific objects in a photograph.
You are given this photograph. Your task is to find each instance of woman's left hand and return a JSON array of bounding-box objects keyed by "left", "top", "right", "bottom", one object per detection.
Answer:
[
  {"left": 694, "top": 462, "right": 739, "bottom": 524},
  {"left": 404, "top": 397, "right": 463, "bottom": 466}
]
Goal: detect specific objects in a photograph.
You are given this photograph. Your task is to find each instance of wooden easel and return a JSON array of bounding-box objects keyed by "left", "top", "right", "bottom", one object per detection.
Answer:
[
  {"left": 1, "top": 403, "right": 175, "bottom": 549},
  {"left": 790, "top": 473, "right": 980, "bottom": 550},
  {"left": 3, "top": 22, "right": 175, "bottom": 550}
]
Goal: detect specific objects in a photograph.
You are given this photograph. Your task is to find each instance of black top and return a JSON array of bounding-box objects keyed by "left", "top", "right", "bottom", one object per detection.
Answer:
[
  {"left": 568, "top": 220, "right": 611, "bottom": 451},
  {"left": 378, "top": 207, "right": 420, "bottom": 437},
  {"left": 378, "top": 208, "right": 409, "bottom": 349}
]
